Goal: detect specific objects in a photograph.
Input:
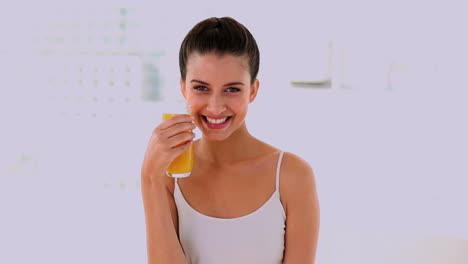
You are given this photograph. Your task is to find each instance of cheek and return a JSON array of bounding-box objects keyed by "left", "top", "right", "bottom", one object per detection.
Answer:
[
  {"left": 228, "top": 98, "right": 249, "bottom": 114},
  {"left": 186, "top": 95, "right": 205, "bottom": 109},
  {"left": 186, "top": 93, "right": 250, "bottom": 114}
]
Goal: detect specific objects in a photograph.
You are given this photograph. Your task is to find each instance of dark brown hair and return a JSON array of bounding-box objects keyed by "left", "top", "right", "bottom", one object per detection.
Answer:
[{"left": 179, "top": 17, "right": 260, "bottom": 85}]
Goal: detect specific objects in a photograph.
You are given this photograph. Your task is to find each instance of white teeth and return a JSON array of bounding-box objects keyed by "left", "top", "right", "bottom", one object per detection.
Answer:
[{"left": 206, "top": 116, "right": 228, "bottom": 124}]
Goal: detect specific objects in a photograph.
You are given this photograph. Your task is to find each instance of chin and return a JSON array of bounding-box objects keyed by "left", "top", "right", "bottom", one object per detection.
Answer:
[{"left": 202, "top": 133, "right": 231, "bottom": 142}]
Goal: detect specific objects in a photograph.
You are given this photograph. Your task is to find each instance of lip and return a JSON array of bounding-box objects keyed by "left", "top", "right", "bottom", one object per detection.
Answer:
[
  {"left": 201, "top": 115, "right": 232, "bottom": 130},
  {"left": 204, "top": 115, "right": 229, "bottom": 120}
]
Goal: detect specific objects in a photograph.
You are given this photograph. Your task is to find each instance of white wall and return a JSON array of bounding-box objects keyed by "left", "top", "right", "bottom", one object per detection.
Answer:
[{"left": 1, "top": 1, "right": 467, "bottom": 263}]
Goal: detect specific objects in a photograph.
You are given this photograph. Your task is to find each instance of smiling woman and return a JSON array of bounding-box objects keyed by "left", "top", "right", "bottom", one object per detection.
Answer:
[
  {"left": 141, "top": 17, "right": 320, "bottom": 264},
  {"left": 181, "top": 53, "right": 256, "bottom": 142},
  {"left": 189, "top": 77, "right": 244, "bottom": 128}
]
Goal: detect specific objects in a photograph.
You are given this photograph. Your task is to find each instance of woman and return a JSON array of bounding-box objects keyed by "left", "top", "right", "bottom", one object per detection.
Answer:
[{"left": 141, "top": 17, "right": 319, "bottom": 264}]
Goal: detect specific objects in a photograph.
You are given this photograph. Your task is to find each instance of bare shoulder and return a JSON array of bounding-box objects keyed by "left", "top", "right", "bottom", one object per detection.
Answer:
[
  {"left": 279, "top": 152, "right": 320, "bottom": 263},
  {"left": 279, "top": 152, "right": 318, "bottom": 213},
  {"left": 281, "top": 152, "right": 316, "bottom": 186}
]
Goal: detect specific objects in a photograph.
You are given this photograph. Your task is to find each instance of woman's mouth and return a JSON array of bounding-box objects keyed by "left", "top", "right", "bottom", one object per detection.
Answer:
[{"left": 201, "top": 115, "right": 232, "bottom": 129}]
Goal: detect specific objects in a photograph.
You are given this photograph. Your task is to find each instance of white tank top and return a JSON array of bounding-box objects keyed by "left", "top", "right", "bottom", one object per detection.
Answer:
[{"left": 174, "top": 151, "right": 286, "bottom": 264}]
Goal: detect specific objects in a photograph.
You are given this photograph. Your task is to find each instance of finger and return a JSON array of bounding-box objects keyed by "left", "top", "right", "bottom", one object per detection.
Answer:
[
  {"left": 163, "top": 122, "right": 196, "bottom": 139},
  {"left": 159, "top": 114, "right": 193, "bottom": 130},
  {"left": 171, "top": 139, "right": 193, "bottom": 154},
  {"left": 167, "top": 131, "right": 195, "bottom": 149}
]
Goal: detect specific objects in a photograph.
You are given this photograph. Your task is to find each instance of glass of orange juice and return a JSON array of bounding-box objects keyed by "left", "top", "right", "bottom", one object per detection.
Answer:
[{"left": 162, "top": 103, "right": 194, "bottom": 178}]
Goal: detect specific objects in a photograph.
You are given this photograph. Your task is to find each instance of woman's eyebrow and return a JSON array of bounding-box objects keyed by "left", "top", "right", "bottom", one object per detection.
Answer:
[
  {"left": 224, "top": 82, "right": 245, "bottom": 86},
  {"left": 190, "top": 79, "right": 209, "bottom": 85},
  {"left": 190, "top": 79, "right": 245, "bottom": 86}
]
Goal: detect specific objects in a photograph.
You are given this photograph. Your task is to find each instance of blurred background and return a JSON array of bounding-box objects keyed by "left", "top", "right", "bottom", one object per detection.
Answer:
[{"left": 1, "top": 1, "right": 467, "bottom": 263}]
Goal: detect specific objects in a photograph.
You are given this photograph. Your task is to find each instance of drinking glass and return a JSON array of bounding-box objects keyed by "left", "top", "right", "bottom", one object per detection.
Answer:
[{"left": 162, "top": 103, "right": 194, "bottom": 178}]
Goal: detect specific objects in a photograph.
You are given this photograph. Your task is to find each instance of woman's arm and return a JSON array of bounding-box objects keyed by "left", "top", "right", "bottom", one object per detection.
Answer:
[
  {"left": 141, "top": 174, "right": 187, "bottom": 264},
  {"left": 140, "top": 114, "right": 195, "bottom": 264},
  {"left": 281, "top": 153, "right": 320, "bottom": 264}
]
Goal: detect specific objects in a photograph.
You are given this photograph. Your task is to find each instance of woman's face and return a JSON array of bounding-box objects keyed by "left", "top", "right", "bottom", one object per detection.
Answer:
[{"left": 181, "top": 52, "right": 259, "bottom": 141}]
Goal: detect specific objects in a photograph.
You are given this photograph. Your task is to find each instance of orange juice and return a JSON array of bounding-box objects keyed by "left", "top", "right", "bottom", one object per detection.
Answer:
[{"left": 162, "top": 113, "right": 194, "bottom": 178}]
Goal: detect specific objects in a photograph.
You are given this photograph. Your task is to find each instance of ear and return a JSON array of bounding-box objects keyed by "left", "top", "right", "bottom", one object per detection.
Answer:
[
  {"left": 249, "top": 79, "right": 260, "bottom": 103},
  {"left": 180, "top": 78, "right": 187, "bottom": 99}
]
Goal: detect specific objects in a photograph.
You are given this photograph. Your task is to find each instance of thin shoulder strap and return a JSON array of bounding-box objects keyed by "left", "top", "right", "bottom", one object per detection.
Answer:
[
  {"left": 276, "top": 151, "right": 284, "bottom": 192},
  {"left": 174, "top": 178, "right": 179, "bottom": 193}
]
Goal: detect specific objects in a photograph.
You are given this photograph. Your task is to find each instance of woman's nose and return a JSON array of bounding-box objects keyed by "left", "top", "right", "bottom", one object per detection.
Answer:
[{"left": 206, "top": 95, "right": 226, "bottom": 115}]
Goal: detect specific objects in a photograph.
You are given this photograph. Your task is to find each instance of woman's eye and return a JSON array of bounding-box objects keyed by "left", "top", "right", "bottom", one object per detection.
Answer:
[
  {"left": 193, "top": 85, "right": 208, "bottom": 91},
  {"left": 193, "top": 86, "right": 240, "bottom": 92},
  {"left": 226, "top": 87, "right": 241, "bottom": 92}
]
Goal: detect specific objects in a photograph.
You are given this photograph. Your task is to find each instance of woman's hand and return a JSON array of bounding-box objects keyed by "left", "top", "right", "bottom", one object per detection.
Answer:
[{"left": 141, "top": 114, "right": 196, "bottom": 185}]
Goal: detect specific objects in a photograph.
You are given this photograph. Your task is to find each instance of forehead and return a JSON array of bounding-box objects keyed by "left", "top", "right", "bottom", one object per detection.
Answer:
[{"left": 187, "top": 52, "right": 249, "bottom": 79}]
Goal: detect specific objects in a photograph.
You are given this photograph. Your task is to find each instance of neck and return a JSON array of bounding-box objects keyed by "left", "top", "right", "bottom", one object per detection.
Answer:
[{"left": 195, "top": 123, "right": 257, "bottom": 166}]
